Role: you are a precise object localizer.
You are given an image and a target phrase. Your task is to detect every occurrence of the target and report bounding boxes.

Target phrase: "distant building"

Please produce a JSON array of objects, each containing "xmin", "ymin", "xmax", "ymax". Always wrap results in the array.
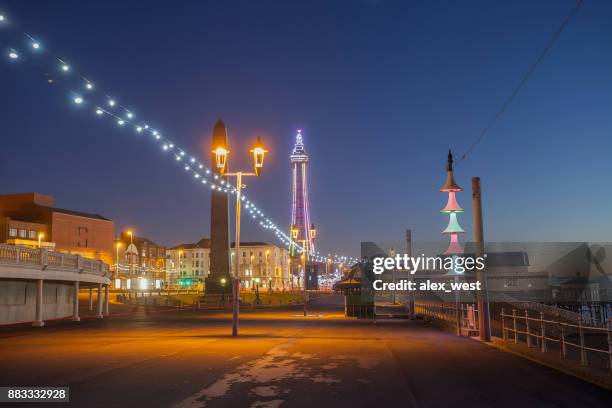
[
  {"xmin": 231, "ymin": 242, "xmax": 292, "ymax": 291},
  {"xmin": 167, "ymin": 239, "xmax": 292, "ymax": 291},
  {"xmin": 167, "ymin": 238, "xmax": 211, "ymax": 289},
  {"xmin": 115, "ymin": 232, "xmax": 167, "ymax": 290},
  {"xmin": 0, "ymin": 193, "xmax": 114, "ymax": 264}
]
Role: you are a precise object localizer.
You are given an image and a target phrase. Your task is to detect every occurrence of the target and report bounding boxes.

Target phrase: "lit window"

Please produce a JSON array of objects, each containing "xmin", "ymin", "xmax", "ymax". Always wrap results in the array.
[
  {"xmin": 9, "ymin": 228, "xmax": 17, "ymax": 237},
  {"xmin": 18, "ymin": 229, "xmax": 26, "ymax": 238},
  {"xmin": 28, "ymin": 230, "xmax": 36, "ymax": 239}
]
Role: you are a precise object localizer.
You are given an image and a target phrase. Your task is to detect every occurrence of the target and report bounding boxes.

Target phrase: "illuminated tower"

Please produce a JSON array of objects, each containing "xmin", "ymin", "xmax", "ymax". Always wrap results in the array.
[
  {"xmin": 289, "ymin": 129, "xmax": 315, "ymax": 257},
  {"xmin": 440, "ymin": 150, "xmax": 464, "ymax": 257}
]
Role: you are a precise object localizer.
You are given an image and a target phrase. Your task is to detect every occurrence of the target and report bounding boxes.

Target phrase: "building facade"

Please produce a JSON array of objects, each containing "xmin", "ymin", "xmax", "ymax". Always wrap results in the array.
[
  {"xmin": 167, "ymin": 238, "xmax": 211, "ymax": 289},
  {"xmin": 114, "ymin": 232, "xmax": 167, "ymax": 290},
  {"xmin": 232, "ymin": 242, "xmax": 292, "ymax": 291},
  {"xmin": 167, "ymin": 239, "xmax": 292, "ymax": 291},
  {"xmin": 0, "ymin": 193, "xmax": 114, "ymax": 264}
]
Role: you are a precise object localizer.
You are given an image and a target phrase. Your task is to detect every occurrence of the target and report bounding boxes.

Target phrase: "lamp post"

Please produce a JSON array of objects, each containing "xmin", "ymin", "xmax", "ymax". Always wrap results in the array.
[
  {"xmin": 177, "ymin": 250, "xmax": 183, "ymax": 289},
  {"xmin": 291, "ymin": 223, "xmax": 316, "ymax": 317},
  {"xmin": 254, "ymin": 277, "xmax": 261, "ymax": 304},
  {"xmin": 37, "ymin": 232, "xmax": 44, "ymax": 249},
  {"xmin": 213, "ymin": 136, "xmax": 268, "ymax": 337},
  {"xmin": 115, "ymin": 241, "xmax": 122, "ymax": 285},
  {"xmin": 220, "ymin": 277, "xmax": 227, "ymax": 303}
]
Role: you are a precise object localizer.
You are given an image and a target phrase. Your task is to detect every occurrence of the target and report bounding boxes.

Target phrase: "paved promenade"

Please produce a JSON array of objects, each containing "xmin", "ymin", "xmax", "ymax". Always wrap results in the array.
[{"xmin": 0, "ymin": 305, "xmax": 610, "ymax": 407}]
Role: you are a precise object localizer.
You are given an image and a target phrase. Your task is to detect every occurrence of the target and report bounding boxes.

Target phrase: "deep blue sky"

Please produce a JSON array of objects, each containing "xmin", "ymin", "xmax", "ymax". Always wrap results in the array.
[{"xmin": 1, "ymin": 0, "xmax": 610, "ymax": 257}]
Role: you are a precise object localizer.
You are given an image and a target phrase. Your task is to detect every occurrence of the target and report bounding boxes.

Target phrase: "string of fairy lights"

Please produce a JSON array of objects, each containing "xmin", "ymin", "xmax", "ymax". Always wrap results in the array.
[{"xmin": 0, "ymin": 11, "xmax": 357, "ymax": 267}]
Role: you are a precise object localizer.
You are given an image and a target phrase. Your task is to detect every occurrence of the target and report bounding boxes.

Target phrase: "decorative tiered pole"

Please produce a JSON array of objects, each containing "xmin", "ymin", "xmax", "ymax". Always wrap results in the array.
[
  {"xmin": 441, "ymin": 150, "xmax": 463, "ymax": 335},
  {"xmin": 441, "ymin": 150, "xmax": 464, "ymax": 258}
]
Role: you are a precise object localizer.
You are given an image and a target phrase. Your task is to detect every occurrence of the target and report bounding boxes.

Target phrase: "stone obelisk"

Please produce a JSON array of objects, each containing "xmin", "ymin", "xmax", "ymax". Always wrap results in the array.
[{"xmin": 205, "ymin": 119, "xmax": 231, "ymax": 295}]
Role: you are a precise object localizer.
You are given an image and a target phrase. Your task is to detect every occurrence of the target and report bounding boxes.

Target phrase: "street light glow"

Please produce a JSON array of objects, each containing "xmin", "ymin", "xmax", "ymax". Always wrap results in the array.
[
  {"xmin": 213, "ymin": 147, "xmax": 229, "ymax": 173},
  {"xmin": 74, "ymin": 96, "xmax": 83, "ymax": 104}
]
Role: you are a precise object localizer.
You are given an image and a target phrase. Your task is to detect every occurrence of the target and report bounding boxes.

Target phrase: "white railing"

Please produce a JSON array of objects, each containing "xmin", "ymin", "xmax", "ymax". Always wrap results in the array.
[
  {"xmin": 0, "ymin": 243, "xmax": 109, "ymax": 277},
  {"xmin": 415, "ymin": 300, "xmax": 479, "ymax": 334},
  {"xmin": 501, "ymin": 308, "xmax": 612, "ymax": 372},
  {"xmin": 497, "ymin": 292, "xmax": 595, "ymax": 326}
]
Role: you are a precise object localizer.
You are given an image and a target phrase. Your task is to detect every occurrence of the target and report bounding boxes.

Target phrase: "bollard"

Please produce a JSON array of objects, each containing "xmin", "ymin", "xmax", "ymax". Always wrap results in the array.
[
  {"xmin": 525, "ymin": 310, "xmax": 531, "ymax": 348},
  {"xmin": 540, "ymin": 312, "xmax": 546, "ymax": 353},
  {"xmin": 513, "ymin": 309, "xmax": 518, "ymax": 344}
]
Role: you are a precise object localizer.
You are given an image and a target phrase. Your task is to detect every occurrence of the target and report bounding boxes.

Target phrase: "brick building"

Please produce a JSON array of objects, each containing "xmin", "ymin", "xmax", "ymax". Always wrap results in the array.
[{"xmin": 0, "ymin": 193, "xmax": 114, "ymax": 264}]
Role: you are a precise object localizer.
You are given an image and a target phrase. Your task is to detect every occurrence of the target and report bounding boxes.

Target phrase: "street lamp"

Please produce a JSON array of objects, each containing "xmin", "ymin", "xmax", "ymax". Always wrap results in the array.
[
  {"xmin": 213, "ymin": 136, "xmax": 268, "ymax": 337},
  {"xmin": 126, "ymin": 230, "xmax": 135, "ymax": 293},
  {"xmin": 301, "ymin": 252, "xmax": 307, "ymax": 316},
  {"xmin": 213, "ymin": 147, "xmax": 229, "ymax": 173},
  {"xmin": 254, "ymin": 277, "xmax": 261, "ymax": 304},
  {"xmin": 291, "ymin": 223, "xmax": 316, "ymax": 317},
  {"xmin": 220, "ymin": 277, "xmax": 227, "ymax": 302},
  {"xmin": 38, "ymin": 232, "xmax": 44, "ymax": 249},
  {"xmin": 115, "ymin": 241, "xmax": 122, "ymax": 284},
  {"xmin": 177, "ymin": 250, "xmax": 183, "ymax": 289}
]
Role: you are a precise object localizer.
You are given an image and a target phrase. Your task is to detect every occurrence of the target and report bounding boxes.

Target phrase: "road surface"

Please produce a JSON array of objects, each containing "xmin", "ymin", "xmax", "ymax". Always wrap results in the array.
[{"xmin": 0, "ymin": 304, "xmax": 610, "ymax": 407}]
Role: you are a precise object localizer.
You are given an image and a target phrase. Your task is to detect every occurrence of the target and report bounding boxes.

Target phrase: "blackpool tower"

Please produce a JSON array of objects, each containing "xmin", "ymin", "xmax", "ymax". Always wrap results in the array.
[{"xmin": 289, "ymin": 130, "xmax": 317, "ymax": 287}]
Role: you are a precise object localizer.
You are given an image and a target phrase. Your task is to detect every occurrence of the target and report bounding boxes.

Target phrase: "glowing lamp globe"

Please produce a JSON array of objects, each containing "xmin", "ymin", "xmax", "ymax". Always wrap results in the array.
[
  {"xmin": 213, "ymin": 146, "xmax": 229, "ymax": 174},
  {"xmin": 309, "ymin": 223, "xmax": 317, "ymax": 240},
  {"xmin": 250, "ymin": 136, "xmax": 267, "ymax": 176}
]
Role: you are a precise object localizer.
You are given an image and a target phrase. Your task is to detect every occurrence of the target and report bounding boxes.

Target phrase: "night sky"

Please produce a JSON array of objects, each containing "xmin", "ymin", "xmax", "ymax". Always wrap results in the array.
[{"xmin": 1, "ymin": 0, "xmax": 610, "ymax": 257}]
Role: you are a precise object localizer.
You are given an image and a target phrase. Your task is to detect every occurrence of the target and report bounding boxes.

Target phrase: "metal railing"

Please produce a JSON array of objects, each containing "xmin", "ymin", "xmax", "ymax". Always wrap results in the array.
[
  {"xmin": 501, "ymin": 308, "xmax": 612, "ymax": 372},
  {"xmin": 0, "ymin": 243, "xmax": 109, "ymax": 277},
  {"xmin": 415, "ymin": 300, "xmax": 479, "ymax": 335},
  {"xmin": 497, "ymin": 292, "xmax": 596, "ymax": 326}
]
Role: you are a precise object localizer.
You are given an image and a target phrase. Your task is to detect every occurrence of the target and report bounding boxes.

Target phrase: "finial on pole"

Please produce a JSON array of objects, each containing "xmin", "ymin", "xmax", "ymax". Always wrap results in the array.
[{"xmin": 441, "ymin": 150, "xmax": 461, "ymax": 192}]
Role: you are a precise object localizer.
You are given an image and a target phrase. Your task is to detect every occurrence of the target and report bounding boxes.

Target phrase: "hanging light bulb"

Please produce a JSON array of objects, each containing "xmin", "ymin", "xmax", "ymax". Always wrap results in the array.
[
  {"xmin": 136, "ymin": 126, "xmax": 143, "ymax": 132},
  {"xmin": 85, "ymin": 82, "xmax": 94, "ymax": 90},
  {"xmin": 95, "ymin": 108, "xmax": 103, "ymax": 115},
  {"xmin": 126, "ymin": 112, "xmax": 133, "ymax": 119},
  {"xmin": 73, "ymin": 96, "xmax": 83, "ymax": 104},
  {"xmin": 32, "ymin": 42, "xmax": 40, "ymax": 50},
  {"xmin": 108, "ymin": 99, "xmax": 115, "ymax": 107},
  {"xmin": 117, "ymin": 119, "xmax": 125, "ymax": 125},
  {"xmin": 8, "ymin": 49, "xmax": 18, "ymax": 59},
  {"xmin": 61, "ymin": 63, "xmax": 70, "ymax": 72},
  {"xmin": 0, "ymin": 14, "xmax": 5, "ymax": 22}
]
